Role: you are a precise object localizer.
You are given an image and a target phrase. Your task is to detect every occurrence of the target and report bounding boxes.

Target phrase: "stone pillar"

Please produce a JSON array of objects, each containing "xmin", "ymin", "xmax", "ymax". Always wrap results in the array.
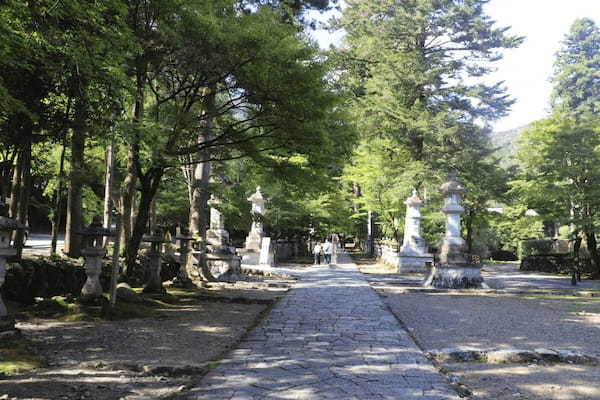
[
  {"xmin": 424, "ymin": 172, "xmax": 484, "ymax": 288},
  {"xmin": 80, "ymin": 216, "xmax": 113, "ymax": 303},
  {"xmin": 142, "ymin": 231, "xmax": 165, "ymax": 293},
  {"xmin": 0, "ymin": 211, "xmax": 20, "ymax": 336},
  {"xmin": 398, "ymin": 190, "xmax": 433, "ymax": 273},
  {"xmin": 332, "ymin": 234, "xmax": 339, "ymax": 264}
]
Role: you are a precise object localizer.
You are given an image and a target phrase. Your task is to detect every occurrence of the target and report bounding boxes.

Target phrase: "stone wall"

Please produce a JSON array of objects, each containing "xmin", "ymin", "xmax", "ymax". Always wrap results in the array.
[
  {"xmin": 2, "ymin": 254, "xmax": 181, "ymax": 304},
  {"xmin": 374, "ymin": 242, "xmax": 401, "ymax": 269}
]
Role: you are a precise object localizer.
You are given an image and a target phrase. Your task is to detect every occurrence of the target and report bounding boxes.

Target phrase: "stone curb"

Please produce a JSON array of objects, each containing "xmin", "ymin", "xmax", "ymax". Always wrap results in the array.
[
  {"xmin": 371, "ymin": 283, "xmax": 600, "ymax": 297},
  {"xmin": 427, "ymin": 348, "xmax": 600, "ymax": 365}
]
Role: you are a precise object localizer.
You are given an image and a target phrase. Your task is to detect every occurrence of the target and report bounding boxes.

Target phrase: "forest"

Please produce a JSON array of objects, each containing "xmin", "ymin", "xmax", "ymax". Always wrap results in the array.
[{"xmin": 1, "ymin": 0, "xmax": 600, "ymax": 280}]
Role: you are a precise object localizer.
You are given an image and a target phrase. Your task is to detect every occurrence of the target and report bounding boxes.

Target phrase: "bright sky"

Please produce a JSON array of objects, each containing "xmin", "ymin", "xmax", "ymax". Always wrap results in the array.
[{"xmin": 309, "ymin": 1, "xmax": 600, "ymax": 132}]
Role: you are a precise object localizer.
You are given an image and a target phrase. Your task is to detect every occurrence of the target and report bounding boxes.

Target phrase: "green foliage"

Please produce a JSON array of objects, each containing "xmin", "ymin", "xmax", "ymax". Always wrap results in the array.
[
  {"xmin": 513, "ymin": 115, "xmax": 600, "ymax": 228},
  {"xmin": 335, "ymin": 0, "xmax": 521, "ymax": 245},
  {"xmin": 487, "ymin": 205, "xmax": 544, "ymax": 250},
  {"xmin": 520, "ymin": 239, "xmax": 572, "ymax": 258},
  {"xmin": 552, "ymin": 18, "xmax": 600, "ymax": 117}
]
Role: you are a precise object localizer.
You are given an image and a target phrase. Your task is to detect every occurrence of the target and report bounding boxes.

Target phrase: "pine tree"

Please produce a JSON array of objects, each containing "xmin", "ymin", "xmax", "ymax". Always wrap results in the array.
[{"xmin": 552, "ymin": 18, "xmax": 600, "ymax": 118}]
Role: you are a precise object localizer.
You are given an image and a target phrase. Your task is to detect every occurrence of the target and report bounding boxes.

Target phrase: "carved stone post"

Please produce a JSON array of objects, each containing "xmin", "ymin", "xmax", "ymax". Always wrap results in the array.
[
  {"xmin": 0, "ymin": 207, "xmax": 20, "ymax": 336},
  {"xmin": 424, "ymin": 172, "xmax": 484, "ymax": 288},
  {"xmin": 142, "ymin": 230, "xmax": 165, "ymax": 293},
  {"xmin": 173, "ymin": 228, "xmax": 195, "ymax": 288}
]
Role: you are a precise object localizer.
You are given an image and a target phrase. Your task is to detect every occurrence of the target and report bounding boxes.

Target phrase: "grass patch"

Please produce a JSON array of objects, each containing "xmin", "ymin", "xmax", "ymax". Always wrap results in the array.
[{"xmin": 0, "ymin": 337, "xmax": 44, "ymax": 375}]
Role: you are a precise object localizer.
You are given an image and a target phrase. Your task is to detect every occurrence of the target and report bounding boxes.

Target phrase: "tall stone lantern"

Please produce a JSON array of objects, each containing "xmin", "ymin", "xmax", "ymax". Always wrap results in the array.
[
  {"xmin": 0, "ymin": 203, "xmax": 21, "ymax": 335},
  {"xmin": 398, "ymin": 190, "xmax": 433, "ymax": 272},
  {"xmin": 424, "ymin": 171, "xmax": 484, "ymax": 288},
  {"xmin": 80, "ymin": 216, "xmax": 114, "ymax": 303},
  {"xmin": 244, "ymin": 186, "xmax": 266, "ymax": 252}
]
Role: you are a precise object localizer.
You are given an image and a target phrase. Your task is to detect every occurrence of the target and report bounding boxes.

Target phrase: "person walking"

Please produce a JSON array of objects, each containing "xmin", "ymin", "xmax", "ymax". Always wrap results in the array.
[
  {"xmin": 323, "ymin": 239, "xmax": 332, "ymax": 264},
  {"xmin": 313, "ymin": 242, "xmax": 322, "ymax": 265}
]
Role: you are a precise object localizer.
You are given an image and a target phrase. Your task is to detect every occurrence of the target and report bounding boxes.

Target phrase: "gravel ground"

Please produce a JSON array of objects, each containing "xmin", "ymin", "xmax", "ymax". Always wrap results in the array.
[
  {"xmin": 446, "ymin": 362, "xmax": 600, "ymax": 400},
  {"xmin": 383, "ymin": 292, "xmax": 600, "ymax": 356},
  {"xmin": 0, "ymin": 281, "xmax": 289, "ymax": 400},
  {"xmin": 361, "ymin": 259, "xmax": 600, "ymax": 400},
  {"xmin": 482, "ymin": 263, "xmax": 600, "ymax": 291}
]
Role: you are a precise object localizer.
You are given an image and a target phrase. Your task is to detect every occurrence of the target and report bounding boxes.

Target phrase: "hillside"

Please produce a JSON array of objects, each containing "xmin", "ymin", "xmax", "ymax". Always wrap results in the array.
[{"xmin": 489, "ymin": 124, "xmax": 531, "ymax": 167}]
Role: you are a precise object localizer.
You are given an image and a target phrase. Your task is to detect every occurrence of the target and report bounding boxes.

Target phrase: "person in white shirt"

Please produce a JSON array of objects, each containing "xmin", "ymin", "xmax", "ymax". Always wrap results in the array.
[
  {"xmin": 313, "ymin": 242, "xmax": 322, "ymax": 264},
  {"xmin": 323, "ymin": 239, "xmax": 332, "ymax": 264}
]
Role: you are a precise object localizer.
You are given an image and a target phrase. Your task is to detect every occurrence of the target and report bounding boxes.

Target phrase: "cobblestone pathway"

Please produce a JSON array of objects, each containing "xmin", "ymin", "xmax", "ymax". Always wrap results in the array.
[{"xmin": 187, "ymin": 253, "xmax": 459, "ymax": 399}]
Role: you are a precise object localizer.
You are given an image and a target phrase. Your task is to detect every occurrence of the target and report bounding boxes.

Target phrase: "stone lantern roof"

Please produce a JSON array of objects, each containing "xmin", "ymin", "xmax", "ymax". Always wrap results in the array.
[
  {"xmin": 0, "ymin": 216, "xmax": 21, "ymax": 231},
  {"xmin": 404, "ymin": 190, "xmax": 423, "ymax": 206},
  {"xmin": 440, "ymin": 171, "xmax": 465, "ymax": 194},
  {"xmin": 247, "ymin": 186, "xmax": 266, "ymax": 203},
  {"xmin": 176, "ymin": 227, "xmax": 195, "ymax": 242}
]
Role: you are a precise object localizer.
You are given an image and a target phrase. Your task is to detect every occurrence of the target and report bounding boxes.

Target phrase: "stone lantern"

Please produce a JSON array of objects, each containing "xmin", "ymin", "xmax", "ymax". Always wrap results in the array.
[
  {"xmin": 399, "ymin": 190, "xmax": 433, "ymax": 272},
  {"xmin": 0, "ymin": 203, "xmax": 21, "ymax": 336},
  {"xmin": 142, "ymin": 229, "xmax": 165, "ymax": 293},
  {"xmin": 172, "ymin": 227, "xmax": 195, "ymax": 288},
  {"xmin": 424, "ymin": 171, "xmax": 484, "ymax": 288},
  {"xmin": 244, "ymin": 186, "xmax": 266, "ymax": 252},
  {"xmin": 80, "ymin": 216, "xmax": 113, "ymax": 303}
]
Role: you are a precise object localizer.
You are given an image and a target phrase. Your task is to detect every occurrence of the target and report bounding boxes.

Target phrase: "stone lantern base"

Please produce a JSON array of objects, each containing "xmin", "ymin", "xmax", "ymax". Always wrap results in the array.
[
  {"xmin": 398, "ymin": 254, "xmax": 433, "ymax": 273},
  {"xmin": 0, "ymin": 316, "xmax": 18, "ymax": 339},
  {"xmin": 423, "ymin": 265, "xmax": 484, "ymax": 289},
  {"xmin": 207, "ymin": 253, "xmax": 241, "ymax": 281}
]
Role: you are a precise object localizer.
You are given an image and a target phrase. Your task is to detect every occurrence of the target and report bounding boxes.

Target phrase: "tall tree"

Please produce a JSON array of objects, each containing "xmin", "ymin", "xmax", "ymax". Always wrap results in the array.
[
  {"xmin": 336, "ymin": 0, "xmax": 522, "ymax": 246},
  {"xmin": 513, "ymin": 116, "xmax": 600, "ymax": 276},
  {"xmin": 551, "ymin": 18, "xmax": 600, "ymax": 117},
  {"xmin": 338, "ymin": 0, "xmax": 523, "ymax": 162}
]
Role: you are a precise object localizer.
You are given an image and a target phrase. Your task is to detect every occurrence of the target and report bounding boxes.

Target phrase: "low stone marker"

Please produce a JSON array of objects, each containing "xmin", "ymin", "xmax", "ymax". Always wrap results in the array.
[
  {"xmin": 142, "ymin": 230, "xmax": 165, "ymax": 293},
  {"xmin": 259, "ymin": 237, "xmax": 275, "ymax": 266},
  {"xmin": 172, "ymin": 228, "xmax": 195, "ymax": 288}
]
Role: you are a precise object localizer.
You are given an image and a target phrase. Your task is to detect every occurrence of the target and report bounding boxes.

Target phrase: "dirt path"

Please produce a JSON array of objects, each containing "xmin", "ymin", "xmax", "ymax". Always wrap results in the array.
[{"xmin": 0, "ymin": 280, "xmax": 290, "ymax": 400}]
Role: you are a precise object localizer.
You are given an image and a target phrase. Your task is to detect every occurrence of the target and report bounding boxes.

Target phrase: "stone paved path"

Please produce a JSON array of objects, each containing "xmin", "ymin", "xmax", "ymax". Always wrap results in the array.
[{"xmin": 187, "ymin": 253, "xmax": 459, "ymax": 399}]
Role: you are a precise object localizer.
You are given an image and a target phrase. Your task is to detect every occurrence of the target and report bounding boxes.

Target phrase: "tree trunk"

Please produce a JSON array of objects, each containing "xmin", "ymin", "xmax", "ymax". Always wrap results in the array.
[
  {"xmin": 465, "ymin": 208, "xmax": 474, "ymax": 254},
  {"xmin": 51, "ymin": 142, "xmax": 67, "ymax": 254},
  {"xmin": 14, "ymin": 140, "xmax": 32, "ymax": 260},
  {"xmin": 8, "ymin": 152, "xmax": 22, "ymax": 220},
  {"xmin": 585, "ymin": 231, "xmax": 600, "ymax": 277},
  {"xmin": 0, "ymin": 152, "xmax": 16, "ymax": 205},
  {"xmin": 149, "ymin": 196, "xmax": 157, "ymax": 234},
  {"xmin": 103, "ymin": 141, "xmax": 116, "ymax": 247},
  {"xmin": 121, "ymin": 145, "xmax": 138, "ymax": 254},
  {"xmin": 64, "ymin": 97, "xmax": 88, "ymax": 258},
  {"xmin": 126, "ymin": 168, "xmax": 163, "ymax": 276},
  {"xmin": 121, "ymin": 65, "xmax": 145, "ymax": 256},
  {"xmin": 188, "ymin": 88, "xmax": 216, "ymax": 281}
]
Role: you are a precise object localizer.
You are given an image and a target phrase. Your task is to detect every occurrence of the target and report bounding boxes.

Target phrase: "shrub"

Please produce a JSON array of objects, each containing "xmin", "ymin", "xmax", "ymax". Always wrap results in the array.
[{"xmin": 519, "ymin": 238, "xmax": 573, "ymax": 259}]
